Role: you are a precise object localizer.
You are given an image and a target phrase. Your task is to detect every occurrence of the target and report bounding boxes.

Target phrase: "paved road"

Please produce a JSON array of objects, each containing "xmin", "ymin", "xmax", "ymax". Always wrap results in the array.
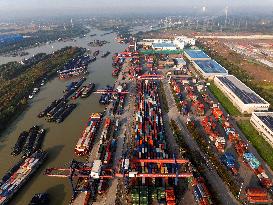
[{"xmin": 162, "ymin": 77, "xmax": 240, "ymax": 205}]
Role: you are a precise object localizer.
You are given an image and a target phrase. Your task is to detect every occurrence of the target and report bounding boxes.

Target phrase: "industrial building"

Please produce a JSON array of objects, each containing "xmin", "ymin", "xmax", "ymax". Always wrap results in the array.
[
  {"xmin": 250, "ymin": 112, "xmax": 273, "ymax": 147},
  {"xmin": 184, "ymin": 49, "xmax": 211, "ymax": 61},
  {"xmin": 192, "ymin": 60, "xmax": 228, "ymax": 79},
  {"xmin": 152, "ymin": 42, "xmax": 177, "ymax": 50},
  {"xmin": 214, "ymin": 75, "xmax": 270, "ymax": 114},
  {"xmin": 139, "ymin": 36, "xmax": 196, "ymax": 50},
  {"xmin": 174, "ymin": 36, "xmax": 196, "ymax": 46}
]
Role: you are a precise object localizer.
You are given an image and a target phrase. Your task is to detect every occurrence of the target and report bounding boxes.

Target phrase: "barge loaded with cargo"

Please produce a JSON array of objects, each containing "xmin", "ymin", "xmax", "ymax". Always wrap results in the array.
[
  {"xmin": 75, "ymin": 113, "xmax": 102, "ymax": 156},
  {"xmin": 58, "ymin": 55, "xmax": 94, "ymax": 80},
  {"xmin": 81, "ymin": 83, "xmax": 95, "ymax": 98},
  {"xmin": 0, "ymin": 151, "xmax": 47, "ymax": 205}
]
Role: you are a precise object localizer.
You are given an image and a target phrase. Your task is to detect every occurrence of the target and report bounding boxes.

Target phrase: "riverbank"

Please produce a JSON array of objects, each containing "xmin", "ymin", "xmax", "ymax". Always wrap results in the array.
[
  {"xmin": 0, "ymin": 29, "xmax": 127, "ymax": 205},
  {"xmin": 0, "ymin": 47, "xmax": 85, "ymax": 134}
]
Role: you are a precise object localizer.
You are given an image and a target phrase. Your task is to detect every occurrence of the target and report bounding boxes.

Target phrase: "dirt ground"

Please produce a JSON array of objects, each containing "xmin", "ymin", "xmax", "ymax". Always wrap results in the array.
[{"xmin": 200, "ymin": 38, "xmax": 273, "ymax": 82}]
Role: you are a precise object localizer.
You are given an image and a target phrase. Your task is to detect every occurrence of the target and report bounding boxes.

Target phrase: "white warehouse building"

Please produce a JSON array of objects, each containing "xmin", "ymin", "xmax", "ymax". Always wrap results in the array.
[
  {"xmin": 174, "ymin": 36, "xmax": 195, "ymax": 46},
  {"xmin": 140, "ymin": 36, "xmax": 196, "ymax": 50},
  {"xmin": 214, "ymin": 75, "xmax": 270, "ymax": 114},
  {"xmin": 250, "ymin": 112, "xmax": 273, "ymax": 147}
]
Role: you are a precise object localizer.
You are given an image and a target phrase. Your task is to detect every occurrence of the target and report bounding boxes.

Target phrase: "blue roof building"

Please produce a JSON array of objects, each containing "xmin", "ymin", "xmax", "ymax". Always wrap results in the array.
[
  {"xmin": 184, "ymin": 49, "xmax": 211, "ymax": 61},
  {"xmin": 192, "ymin": 59, "xmax": 228, "ymax": 79}
]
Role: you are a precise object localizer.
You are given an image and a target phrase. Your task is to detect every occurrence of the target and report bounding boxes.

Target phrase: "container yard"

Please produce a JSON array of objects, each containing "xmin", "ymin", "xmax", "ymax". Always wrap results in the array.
[
  {"xmin": 168, "ymin": 46, "xmax": 273, "ymax": 204},
  {"xmin": 1, "ymin": 24, "xmax": 273, "ymax": 205},
  {"xmin": 128, "ymin": 79, "xmax": 191, "ymax": 205}
]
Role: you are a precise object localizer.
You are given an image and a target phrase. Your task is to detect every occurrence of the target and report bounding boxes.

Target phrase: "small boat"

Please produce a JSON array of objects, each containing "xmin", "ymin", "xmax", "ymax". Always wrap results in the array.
[
  {"xmin": 101, "ymin": 51, "xmax": 111, "ymax": 58},
  {"xmin": 29, "ymin": 193, "xmax": 49, "ymax": 205},
  {"xmin": 93, "ymin": 50, "xmax": 99, "ymax": 57}
]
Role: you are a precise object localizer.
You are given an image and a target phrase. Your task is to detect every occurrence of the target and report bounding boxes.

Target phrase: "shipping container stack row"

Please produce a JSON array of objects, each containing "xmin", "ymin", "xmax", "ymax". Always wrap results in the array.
[
  {"xmin": 192, "ymin": 177, "xmax": 212, "ymax": 205},
  {"xmin": 113, "ymin": 50, "xmax": 141, "ymax": 80},
  {"xmin": 246, "ymin": 188, "xmax": 272, "ymax": 204},
  {"xmin": 201, "ymin": 116, "xmax": 226, "ymax": 153},
  {"xmin": 129, "ymin": 80, "xmax": 177, "ymax": 205},
  {"xmin": 111, "ymin": 93, "xmax": 126, "ymax": 115},
  {"xmin": 170, "ymin": 79, "xmax": 205, "ymax": 116}
]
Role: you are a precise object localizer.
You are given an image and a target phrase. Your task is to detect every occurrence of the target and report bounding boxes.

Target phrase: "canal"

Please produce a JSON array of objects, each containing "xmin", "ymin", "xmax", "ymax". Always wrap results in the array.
[{"xmin": 0, "ymin": 29, "xmax": 127, "ymax": 205}]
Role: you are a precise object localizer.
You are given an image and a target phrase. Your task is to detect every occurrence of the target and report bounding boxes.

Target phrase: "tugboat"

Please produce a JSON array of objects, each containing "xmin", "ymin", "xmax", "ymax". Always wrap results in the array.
[
  {"xmin": 29, "ymin": 193, "xmax": 49, "ymax": 205},
  {"xmin": 81, "ymin": 83, "xmax": 95, "ymax": 98},
  {"xmin": 11, "ymin": 131, "xmax": 29, "ymax": 156}
]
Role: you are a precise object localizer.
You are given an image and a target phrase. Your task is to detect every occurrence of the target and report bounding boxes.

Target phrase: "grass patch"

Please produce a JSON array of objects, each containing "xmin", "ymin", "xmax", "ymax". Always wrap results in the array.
[
  {"xmin": 208, "ymin": 82, "xmax": 241, "ymax": 116},
  {"xmin": 237, "ymin": 120, "xmax": 273, "ymax": 170}
]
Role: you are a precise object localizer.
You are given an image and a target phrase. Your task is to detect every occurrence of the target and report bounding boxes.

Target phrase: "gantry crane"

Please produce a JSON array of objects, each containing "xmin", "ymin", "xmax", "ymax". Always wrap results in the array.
[{"xmin": 44, "ymin": 156, "xmax": 192, "ymax": 200}]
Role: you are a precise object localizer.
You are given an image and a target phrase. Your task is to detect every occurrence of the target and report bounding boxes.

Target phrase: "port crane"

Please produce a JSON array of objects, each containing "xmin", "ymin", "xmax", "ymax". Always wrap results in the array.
[
  {"xmin": 94, "ymin": 90, "xmax": 129, "ymax": 94},
  {"xmin": 44, "ymin": 156, "xmax": 192, "ymax": 200},
  {"xmin": 44, "ymin": 158, "xmax": 192, "ymax": 179},
  {"xmin": 137, "ymin": 74, "xmax": 164, "ymax": 80},
  {"xmin": 116, "ymin": 51, "xmax": 139, "ymax": 58}
]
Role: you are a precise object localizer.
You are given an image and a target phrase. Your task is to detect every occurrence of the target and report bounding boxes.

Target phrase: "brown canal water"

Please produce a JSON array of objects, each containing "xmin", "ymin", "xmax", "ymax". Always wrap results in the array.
[{"xmin": 0, "ymin": 29, "xmax": 127, "ymax": 205}]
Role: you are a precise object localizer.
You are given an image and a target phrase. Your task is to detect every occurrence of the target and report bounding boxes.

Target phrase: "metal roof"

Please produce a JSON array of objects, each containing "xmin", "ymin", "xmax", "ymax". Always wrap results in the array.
[
  {"xmin": 152, "ymin": 42, "xmax": 176, "ymax": 48},
  {"xmin": 194, "ymin": 60, "xmax": 227, "ymax": 74},
  {"xmin": 217, "ymin": 75, "xmax": 267, "ymax": 104},
  {"xmin": 184, "ymin": 49, "xmax": 210, "ymax": 59},
  {"xmin": 254, "ymin": 112, "xmax": 273, "ymax": 133}
]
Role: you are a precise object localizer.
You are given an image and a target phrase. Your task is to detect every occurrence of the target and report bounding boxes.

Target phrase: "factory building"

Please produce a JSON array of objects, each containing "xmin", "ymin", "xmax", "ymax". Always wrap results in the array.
[
  {"xmin": 184, "ymin": 49, "xmax": 211, "ymax": 61},
  {"xmin": 250, "ymin": 112, "xmax": 273, "ymax": 147},
  {"xmin": 140, "ymin": 36, "xmax": 196, "ymax": 50},
  {"xmin": 152, "ymin": 42, "xmax": 177, "ymax": 50},
  {"xmin": 174, "ymin": 36, "xmax": 196, "ymax": 46},
  {"xmin": 214, "ymin": 75, "xmax": 270, "ymax": 114},
  {"xmin": 192, "ymin": 60, "xmax": 228, "ymax": 79}
]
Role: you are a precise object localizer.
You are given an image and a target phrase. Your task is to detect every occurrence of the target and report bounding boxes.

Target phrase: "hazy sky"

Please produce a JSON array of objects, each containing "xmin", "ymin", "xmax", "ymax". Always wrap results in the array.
[{"xmin": 0, "ymin": 0, "xmax": 272, "ymax": 17}]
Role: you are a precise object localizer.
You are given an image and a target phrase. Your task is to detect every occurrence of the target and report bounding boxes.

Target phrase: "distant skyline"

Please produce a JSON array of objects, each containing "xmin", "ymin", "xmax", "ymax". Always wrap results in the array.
[{"xmin": 0, "ymin": 0, "xmax": 272, "ymax": 18}]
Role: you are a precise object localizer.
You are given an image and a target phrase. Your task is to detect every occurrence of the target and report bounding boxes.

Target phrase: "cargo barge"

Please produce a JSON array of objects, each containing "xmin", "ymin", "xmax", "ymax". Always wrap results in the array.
[
  {"xmin": 81, "ymin": 83, "xmax": 95, "ymax": 98},
  {"xmin": 0, "ymin": 150, "xmax": 47, "ymax": 205},
  {"xmin": 11, "ymin": 131, "xmax": 29, "ymax": 156},
  {"xmin": 88, "ymin": 40, "xmax": 109, "ymax": 47},
  {"xmin": 75, "ymin": 113, "xmax": 102, "ymax": 156},
  {"xmin": 29, "ymin": 193, "xmax": 49, "ymax": 205},
  {"xmin": 22, "ymin": 126, "xmax": 40, "ymax": 158},
  {"xmin": 58, "ymin": 55, "xmax": 93, "ymax": 80},
  {"xmin": 38, "ymin": 78, "xmax": 85, "ymax": 122}
]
